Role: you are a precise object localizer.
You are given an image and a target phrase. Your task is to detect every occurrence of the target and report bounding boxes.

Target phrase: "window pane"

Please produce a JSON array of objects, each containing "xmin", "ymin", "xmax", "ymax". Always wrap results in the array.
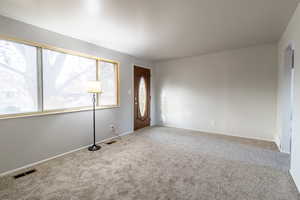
[
  {"xmin": 99, "ymin": 61, "xmax": 117, "ymax": 106},
  {"xmin": 0, "ymin": 40, "xmax": 38, "ymax": 115},
  {"xmin": 138, "ymin": 77, "xmax": 147, "ymax": 117},
  {"xmin": 43, "ymin": 49, "xmax": 96, "ymax": 110}
]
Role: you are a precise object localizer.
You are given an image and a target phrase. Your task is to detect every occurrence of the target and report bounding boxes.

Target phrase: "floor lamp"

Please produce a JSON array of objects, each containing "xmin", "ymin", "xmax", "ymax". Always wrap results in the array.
[{"xmin": 87, "ymin": 81, "xmax": 102, "ymax": 151}]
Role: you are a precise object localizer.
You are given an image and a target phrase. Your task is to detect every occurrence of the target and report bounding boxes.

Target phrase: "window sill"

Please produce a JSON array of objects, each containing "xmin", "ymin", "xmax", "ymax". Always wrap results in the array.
[{"xmin": 0, "ymin": 105, "xmax": 120, "ymax": 120}]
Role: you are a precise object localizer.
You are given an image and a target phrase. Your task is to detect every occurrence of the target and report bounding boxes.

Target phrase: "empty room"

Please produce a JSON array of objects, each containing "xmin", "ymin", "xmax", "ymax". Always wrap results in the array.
[{"xmin": 1, "ymin": 0, "xmax": 300, "ymax": 199}]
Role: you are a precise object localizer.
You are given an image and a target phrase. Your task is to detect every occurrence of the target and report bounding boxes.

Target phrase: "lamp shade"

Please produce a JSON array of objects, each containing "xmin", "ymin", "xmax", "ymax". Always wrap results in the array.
[{"xmin": 87, "ymin": 81, "xmax": 102, "ymax": 93}]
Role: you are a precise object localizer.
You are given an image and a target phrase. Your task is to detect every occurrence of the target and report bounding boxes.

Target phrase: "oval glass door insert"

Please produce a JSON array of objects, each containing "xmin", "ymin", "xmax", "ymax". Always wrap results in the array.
[{"xmin": 138, "ymin": 77, "xmax": 147, "ymax": 117}]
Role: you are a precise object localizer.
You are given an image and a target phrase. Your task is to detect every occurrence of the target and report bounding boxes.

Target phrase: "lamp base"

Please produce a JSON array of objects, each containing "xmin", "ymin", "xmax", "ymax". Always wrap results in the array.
[{"xmin": 88, "ymin": 144, "xmax": 101, "ymax": 151}]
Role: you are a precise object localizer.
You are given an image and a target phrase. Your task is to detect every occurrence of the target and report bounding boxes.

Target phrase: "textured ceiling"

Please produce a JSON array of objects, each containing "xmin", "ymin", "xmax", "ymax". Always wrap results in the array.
[{"xmin": 0, "ymin": 0, "xmax": 298, "ymax": 61}]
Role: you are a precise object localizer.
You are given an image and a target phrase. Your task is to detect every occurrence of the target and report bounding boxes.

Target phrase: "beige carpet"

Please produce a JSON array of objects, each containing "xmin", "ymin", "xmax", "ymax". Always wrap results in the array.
[{"xmin": 0, "ymin": 126, "xmax": 299, "ymax": 200}]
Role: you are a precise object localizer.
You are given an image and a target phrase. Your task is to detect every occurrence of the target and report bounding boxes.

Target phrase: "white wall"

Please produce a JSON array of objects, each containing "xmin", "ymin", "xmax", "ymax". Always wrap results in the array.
[
  {"xmin": 0, "ymin": 15, "xmax": 156, "ymax": 174},
  {"xmin": 155, "ymin": 44, "xmax": 278, "ymax": 141},
  {"xmin": 278, "ymin": 2, "xmax": 300, "ymax": 191}
]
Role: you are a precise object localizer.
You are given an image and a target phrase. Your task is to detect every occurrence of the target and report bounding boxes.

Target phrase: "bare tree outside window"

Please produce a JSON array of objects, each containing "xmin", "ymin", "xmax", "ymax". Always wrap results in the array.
[
  {"xmin": 0, "ymin": 40, "xmax": 38, "ymax": 115},
  {"xmin": 43, "ymin": 49, "xmax": 96, "ymax": 110}
]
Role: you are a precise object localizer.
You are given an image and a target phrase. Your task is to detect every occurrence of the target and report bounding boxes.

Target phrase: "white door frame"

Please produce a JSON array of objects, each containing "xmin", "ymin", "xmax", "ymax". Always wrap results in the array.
[{"xmin": 280, "ymin": 44, "xmax": 294, "ymax": 154}]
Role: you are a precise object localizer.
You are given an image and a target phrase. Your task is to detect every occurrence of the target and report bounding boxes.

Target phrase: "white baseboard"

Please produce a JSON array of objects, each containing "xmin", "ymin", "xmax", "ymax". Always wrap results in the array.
[
  {"xmin": 0, "ymin": 130, "xmax": 133, "ymax": 177},
  {"xmin": 119, "ymin": 130, "xmax": 132, "ymax": 136},
  {"xmin": 278, "ymin": 148, "xmax": 291, "ymax": 154},
  {"xmin": 274, "ymin": 135, "xmax": 281, "ymax": 151},
  {"xmin": 290, "ymin": 169, "xmax": 300, "ymax": 193},
  {"xmin": 162, "ymin": 124, "xmax": 275, "ymax": 143},
  {"xmin": 273, "ymin": 134, "xmax": 291, "ymax": 154}
]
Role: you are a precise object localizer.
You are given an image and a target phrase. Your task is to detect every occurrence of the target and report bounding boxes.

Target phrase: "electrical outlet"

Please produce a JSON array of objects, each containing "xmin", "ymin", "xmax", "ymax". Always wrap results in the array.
[
  {"xmin": 210, "ymin": 120, "xmax": 216, "ymax": 127},
  {"xmin": 110, "ymin": 124, "xmax": 116, "ymax": 135}
]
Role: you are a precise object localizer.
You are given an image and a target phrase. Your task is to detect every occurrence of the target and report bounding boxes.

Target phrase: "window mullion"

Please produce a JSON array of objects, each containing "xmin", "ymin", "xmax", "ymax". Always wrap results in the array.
[
  {"xmin": 37, "ymin": 47, "xmax": 44, "ymax": 112},
  {"xmin": 96, "ymin": 60, "xmax": 100, "ymax": 107},
  {"xmin": 115, "ymin": 63, "xmax": 119, "ymax": 105}
]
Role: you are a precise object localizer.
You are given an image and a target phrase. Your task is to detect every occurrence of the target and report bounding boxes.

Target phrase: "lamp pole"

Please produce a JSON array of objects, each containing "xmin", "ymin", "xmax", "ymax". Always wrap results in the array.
[{"xmin": 88, "ymin": 93, "xmax": 101, "ymax": 151}]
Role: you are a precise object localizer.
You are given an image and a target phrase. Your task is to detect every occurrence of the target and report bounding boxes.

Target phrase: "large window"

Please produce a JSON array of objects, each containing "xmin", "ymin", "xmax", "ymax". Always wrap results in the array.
[
  {"xmin": 0, "ymin": 37, "xmax": 120, "ymax": 119},
  {"xmin": 0, "ymin": 40, "xmax": 38, "ymax": 115},
  {"xmin": 43, "ymin": 50, "xmax": 96, "ymax": 110}
]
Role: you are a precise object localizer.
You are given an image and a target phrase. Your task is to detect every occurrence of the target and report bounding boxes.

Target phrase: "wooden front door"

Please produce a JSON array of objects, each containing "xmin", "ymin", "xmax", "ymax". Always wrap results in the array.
[{"xmin": 134, "ymin": 66, "xmax": 151, "ymax": 130}]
